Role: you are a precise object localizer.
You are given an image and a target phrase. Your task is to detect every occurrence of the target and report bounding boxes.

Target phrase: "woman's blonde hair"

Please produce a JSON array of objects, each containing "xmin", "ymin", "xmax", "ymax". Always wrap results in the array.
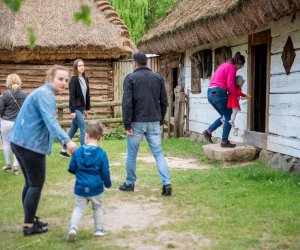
[{"xmin": 6, "ymin": 73, "xmax": 22, "ymax": 91}]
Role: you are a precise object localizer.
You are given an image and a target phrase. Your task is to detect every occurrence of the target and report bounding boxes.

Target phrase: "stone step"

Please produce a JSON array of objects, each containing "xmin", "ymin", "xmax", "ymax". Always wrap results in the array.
[{"xmin": 203, "ymin": 143, "xmax": 258, "ymax": 162}]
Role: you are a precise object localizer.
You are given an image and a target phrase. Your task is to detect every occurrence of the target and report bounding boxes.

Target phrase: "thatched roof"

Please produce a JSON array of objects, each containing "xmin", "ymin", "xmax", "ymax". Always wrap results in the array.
[
  {"xmin": 138, "ymin": 0, "xmax": 300, "ymax": 54},
  {"xmin": 0, "ymin": 0, "xmax": 136, "ymax": 62}
]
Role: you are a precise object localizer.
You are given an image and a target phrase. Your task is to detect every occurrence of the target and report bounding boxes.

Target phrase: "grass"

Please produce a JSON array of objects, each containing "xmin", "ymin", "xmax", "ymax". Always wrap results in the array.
[{"xmin": 0, "ymin": 139, "xmax": 300, "ymax": 249}]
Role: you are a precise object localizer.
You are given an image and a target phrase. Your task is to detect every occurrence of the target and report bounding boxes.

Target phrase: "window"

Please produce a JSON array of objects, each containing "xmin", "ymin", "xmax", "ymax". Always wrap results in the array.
[
  {"xmin": 214, "ymin": 47, "xmax": 232, "ymax": 70},
  {"xmin": 190, "ymin": 49, "xmax": 212, "ymax": 93}
]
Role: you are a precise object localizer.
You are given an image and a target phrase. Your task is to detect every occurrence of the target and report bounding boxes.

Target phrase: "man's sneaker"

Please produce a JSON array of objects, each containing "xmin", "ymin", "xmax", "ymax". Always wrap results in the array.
[
  {"xmin": 94, "ymin": 228, "xmax": 107, "ymax": 237},
  {"xmin": 221, "ymin": 141, "xmax": 236, "ymax": 148},
  {"xmin": 67, "ymin": 229, "xmax": 77, "ymax": 241},
  {"xmin": 119, "ymin": 182, "xmax": 134, "ymax": 192},
  {"xmin": 23, "ymin": 223, "xmax": 48, "ymax": 236},
  {"xmin": 59, "ymin": 151, "xmax": 70, "ymax": 158},
  {"xmin": 162, "ymin": 184, "xmax": 172, "ymax": 196},
  {"xmin": 203, "ymin": 130, "xmax": 213, "ymax": 143},
  {"xmin": 34, "ymin": 216, "xmax": 48, "ymax": 227},
  {"xmin": 119, "ymin": 182, "xmax": 135, "ymax": 192}
]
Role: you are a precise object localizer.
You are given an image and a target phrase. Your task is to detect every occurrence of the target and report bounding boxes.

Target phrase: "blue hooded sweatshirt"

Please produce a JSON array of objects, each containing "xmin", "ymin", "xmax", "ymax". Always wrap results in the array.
[{"xmin": 68, "ymin": 145, "xmax": 111, "ymax": 196}]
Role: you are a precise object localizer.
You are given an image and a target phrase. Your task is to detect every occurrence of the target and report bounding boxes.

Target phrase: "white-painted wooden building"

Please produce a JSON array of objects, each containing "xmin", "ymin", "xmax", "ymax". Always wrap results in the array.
[{"xmin": 138, "ymin": 0, "xmax": 300, "ymax": 158}]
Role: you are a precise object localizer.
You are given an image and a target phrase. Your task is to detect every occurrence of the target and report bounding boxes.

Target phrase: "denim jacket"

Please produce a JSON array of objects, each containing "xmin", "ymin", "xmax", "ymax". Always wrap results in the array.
[{"xmin": 9, "ymin": 83, "xmax": 70, "ymax": 155}]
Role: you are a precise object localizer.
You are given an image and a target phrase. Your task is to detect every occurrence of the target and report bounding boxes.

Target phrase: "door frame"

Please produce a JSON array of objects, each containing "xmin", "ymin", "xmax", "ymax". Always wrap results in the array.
[{"xmin": 245, "ymin": 29, "xmax": 271, "ymax": 147}]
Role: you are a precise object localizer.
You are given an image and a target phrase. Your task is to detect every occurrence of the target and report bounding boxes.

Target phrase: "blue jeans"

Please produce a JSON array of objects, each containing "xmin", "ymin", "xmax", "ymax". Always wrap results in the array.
[
  {"xmin": 207, "ymin": 87, "xmax": 232, "ymax": 142},
  {"xmin": 68, "ymin": 110, "xmax": 86, "ymax": 145},
  {"xmin": 125, "ymin": 122, "xmax": 171, "ymax": 185}
]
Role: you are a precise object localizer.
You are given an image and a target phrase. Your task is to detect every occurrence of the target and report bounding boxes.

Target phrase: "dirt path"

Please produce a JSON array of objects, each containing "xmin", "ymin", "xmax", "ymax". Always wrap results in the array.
[
  {"xmin": 78, "ymin": 189, "xmax": 212, "ymax": 250},
  {"xmin": 45, "ymin": 154, "xmax": 217, "ymax": 249},
  {"xmin": 96, "ymin": 155, "xmax": 212, "ymax": 249}
]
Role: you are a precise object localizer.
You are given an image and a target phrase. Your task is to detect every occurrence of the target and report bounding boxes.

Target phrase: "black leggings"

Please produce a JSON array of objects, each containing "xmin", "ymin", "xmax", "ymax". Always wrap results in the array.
[{"xmin": 11, "ymin": 143, "xmax": 46, "ymax": 224}]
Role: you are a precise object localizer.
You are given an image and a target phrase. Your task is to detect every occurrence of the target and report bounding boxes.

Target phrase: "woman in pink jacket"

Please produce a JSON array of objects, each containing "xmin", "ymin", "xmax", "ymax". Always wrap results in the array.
[{"xmin": 203, "ymin": 52, "xmax": 245, "ymax": 148}]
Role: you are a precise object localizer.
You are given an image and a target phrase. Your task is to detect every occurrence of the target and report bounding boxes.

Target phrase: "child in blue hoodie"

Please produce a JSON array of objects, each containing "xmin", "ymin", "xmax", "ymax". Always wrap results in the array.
[{"xmin": 67, "ymin": 121, "xmax": 111, "ymax": 241}]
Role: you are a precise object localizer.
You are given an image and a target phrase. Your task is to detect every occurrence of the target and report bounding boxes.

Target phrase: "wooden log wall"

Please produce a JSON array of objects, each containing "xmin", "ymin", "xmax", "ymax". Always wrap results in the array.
[
  {"xmin": 0, "ymin": 60, "xmax": 115, "ymax": 123},
  {"xmin": 267, "ymin": 11, "xmax": 300, "ymax": 157}
]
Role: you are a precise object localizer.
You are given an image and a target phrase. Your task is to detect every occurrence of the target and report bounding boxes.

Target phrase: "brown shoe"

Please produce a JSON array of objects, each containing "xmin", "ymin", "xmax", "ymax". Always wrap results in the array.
[
  {"xmin": 203, "ymin": 130, "xmax": 213, "ymax": 143},
  {"xmin": 221, "ymin": 141, "xmax": 236, "ymax": 148}
]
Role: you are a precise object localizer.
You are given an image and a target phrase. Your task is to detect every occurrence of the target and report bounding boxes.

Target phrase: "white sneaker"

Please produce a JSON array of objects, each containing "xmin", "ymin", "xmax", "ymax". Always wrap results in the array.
[
  {"xmin": 67, "ymin": 229, "xmax": 77, "ymax": 241},
  {"xmin": 94, "ymin": 228, "xmax": 107, "ymax": 237},
  {"xmin": 233, "ymin": 128, "xmax": 239, "ymax": 136},
  {"xmin": 228, "ymin": 120, "xmax": 235, "ymax": 127}
]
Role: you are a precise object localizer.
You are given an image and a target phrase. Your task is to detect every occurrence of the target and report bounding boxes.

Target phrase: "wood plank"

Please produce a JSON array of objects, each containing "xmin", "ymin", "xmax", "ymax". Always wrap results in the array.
[
  {"xmin": 269, "ymin": 115, "xmax": 300, "ymax": 139},
  {"xmin": 269, "ymin": 93, "xmax": 300, "ymax": 116},
  {"xmin": 270, "ymin": 51, "xmax": 300, "ymax": 75},
  {"xmin": 272, "ymin": 31, "xmax": 300, "ymax": 54},
  {"xmin": 59, "ymin": 117, "xmax": 123, "ymax": 127},
  {"xmin": 270, "ymin": 72, "xmax": 300, "ymax": 93},
  {"xmin": 244, "ymin": 131, "xmax": 267, "ymax": 148},
  {"xmin": 271, "ymin": 12, "xmax": 300, "ymax": 38},
  {"xmin": 267, "ymin": 134, "xmax": 300, "ymax": 158}
]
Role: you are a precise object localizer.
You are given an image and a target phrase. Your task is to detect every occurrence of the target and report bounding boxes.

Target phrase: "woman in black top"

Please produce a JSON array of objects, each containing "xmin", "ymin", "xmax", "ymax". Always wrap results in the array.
[
  {"xmin": 60, "ymin": 59, "xmax": 90, "ymax": 158},
  {"xmin": 0, "ymin": 74, "xmax": 27, "ymax": 175}
]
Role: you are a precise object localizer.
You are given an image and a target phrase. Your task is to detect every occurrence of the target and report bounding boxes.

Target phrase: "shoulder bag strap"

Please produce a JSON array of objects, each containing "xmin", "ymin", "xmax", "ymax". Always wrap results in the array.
[{"xmin": 7, "ymin": 90, "xmax": 20, "ymax": 109}]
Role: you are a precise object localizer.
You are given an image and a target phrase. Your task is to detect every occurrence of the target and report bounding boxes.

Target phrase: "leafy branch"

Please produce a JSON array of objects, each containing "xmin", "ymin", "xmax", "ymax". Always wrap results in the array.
[
  {"xmin": 73, "ymin": 4, "xmax": 92, "ymax": 27},
  {"xmin": 2, "ymin": 0, "xmax": 24, "ymax": 12}
]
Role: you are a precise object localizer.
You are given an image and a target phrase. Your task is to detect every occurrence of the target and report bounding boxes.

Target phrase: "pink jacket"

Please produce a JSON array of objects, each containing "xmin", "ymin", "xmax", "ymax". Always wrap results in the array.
[{"xmin": 209, "ymin": 62, "xmax": 238, "ymax": 98}]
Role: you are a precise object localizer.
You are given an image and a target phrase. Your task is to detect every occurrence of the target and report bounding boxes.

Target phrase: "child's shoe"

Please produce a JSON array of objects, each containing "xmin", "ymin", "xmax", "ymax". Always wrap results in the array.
[
  {"xmin": 94, "ymin": 228, "xmax": 107, "ymax": 237},
  {"xmin": 3, "ymin": 165, "xmax": 12, "ymax": 172},
  {"xmin": 228, "ymin": 120, "xmax": 235, "ymax": 127},
  {"xmin": 233, "ymin": 128, "xmax": 239, "ymax": 136},
  {"xmin": 14, "ymin": 167, "xmax": 19, "ymax": 176},
  {"xmin": 67, "ymin": 228, "xmax": 77, "ymax": 241}
]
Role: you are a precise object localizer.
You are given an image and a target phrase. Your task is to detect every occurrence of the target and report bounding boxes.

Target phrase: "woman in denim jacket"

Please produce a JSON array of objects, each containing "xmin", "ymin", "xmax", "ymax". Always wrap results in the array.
[
  {"xmin": 10, "ymin": 65, "xmax": 77, "ymax": 236},
  {"xmin": 60, "ymin": 59, "xmax": 90, "ymax": 158}
]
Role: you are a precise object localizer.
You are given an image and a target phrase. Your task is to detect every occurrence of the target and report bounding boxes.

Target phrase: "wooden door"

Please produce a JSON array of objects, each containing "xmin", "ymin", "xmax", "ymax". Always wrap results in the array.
[{"xmin": 248, "ymin": 30, "xmax": 271, "ymax": 134}]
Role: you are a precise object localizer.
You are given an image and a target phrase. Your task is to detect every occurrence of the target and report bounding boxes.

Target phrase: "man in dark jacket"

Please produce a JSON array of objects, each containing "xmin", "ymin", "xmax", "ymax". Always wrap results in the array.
[{"xmin": 119, "ymin": 52, "xmax": 172, "ymax": 196}]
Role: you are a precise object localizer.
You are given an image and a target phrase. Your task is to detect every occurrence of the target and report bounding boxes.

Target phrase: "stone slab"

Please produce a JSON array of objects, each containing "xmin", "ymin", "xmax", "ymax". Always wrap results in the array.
[{"xmin": 203, "ymin": 143, "xmax": 258, "ymax": 162}]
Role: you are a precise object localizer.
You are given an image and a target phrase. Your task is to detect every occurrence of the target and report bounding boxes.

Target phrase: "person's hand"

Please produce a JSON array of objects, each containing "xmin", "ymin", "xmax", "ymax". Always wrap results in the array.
[
  {"xmin": 70, "ymin": 112, "xmax": 76, "ymax": 119},
  {"xmin": 83, "ymin": 110, "xmax": 88, "ymax": 118},
  {"xmin": 126, "ymin": 129, "xmax": 133, "ymax": 136},
  {"xmin": 66, "ymin": 141, "xmax": 77, "ymax": 154}
]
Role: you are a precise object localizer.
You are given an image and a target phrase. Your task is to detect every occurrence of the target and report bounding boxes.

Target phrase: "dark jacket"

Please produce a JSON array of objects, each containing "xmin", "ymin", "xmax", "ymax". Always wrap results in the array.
[
  {"xmin": 122, "ymin": 67, "xmax": 168, "ymax": 130},
  {"xmin": 0, "ymin": 89, "xmax": 27, "ymax": 121},
  {"xmin": 68, "ymin": 145, "xmax": 111, "ymax": 197},
  {"xmin": 69, "ymin": 75, "xmax": 90, "ymax": 113}
]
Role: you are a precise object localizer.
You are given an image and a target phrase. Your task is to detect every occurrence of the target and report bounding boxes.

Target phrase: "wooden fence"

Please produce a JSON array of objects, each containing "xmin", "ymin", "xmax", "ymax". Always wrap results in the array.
[{"xmin": 57, "ymin": 101, "xmax": 122, "ymax": 128}]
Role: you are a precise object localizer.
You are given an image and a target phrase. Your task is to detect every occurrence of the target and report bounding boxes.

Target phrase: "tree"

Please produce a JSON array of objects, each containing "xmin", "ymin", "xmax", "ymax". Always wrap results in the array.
[{"xmin": 109, "ymin": 0, "xmax": 176, "ymax": 44}]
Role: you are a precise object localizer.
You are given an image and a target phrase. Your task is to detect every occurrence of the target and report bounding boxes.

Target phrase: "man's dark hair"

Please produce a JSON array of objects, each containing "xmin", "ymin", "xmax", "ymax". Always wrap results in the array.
[{"xmin": 132, "ymin": 52, "xmax": 147, "ymax": 66}]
